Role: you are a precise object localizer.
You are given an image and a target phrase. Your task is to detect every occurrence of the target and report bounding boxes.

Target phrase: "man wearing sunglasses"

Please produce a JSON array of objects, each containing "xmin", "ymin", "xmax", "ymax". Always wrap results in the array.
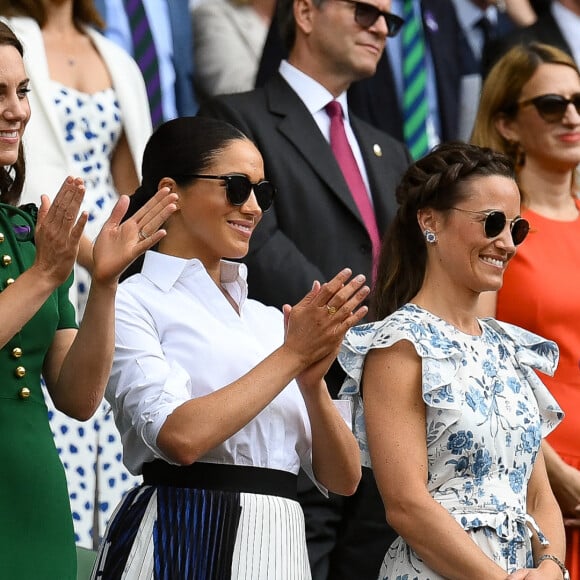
[
  {"xmin": 199, "ymin": 1, "xmax": 410, "ymax": 579},
  {"xmin": 256, "ymin": 0, "xmax": 466, "ymax": 147}
]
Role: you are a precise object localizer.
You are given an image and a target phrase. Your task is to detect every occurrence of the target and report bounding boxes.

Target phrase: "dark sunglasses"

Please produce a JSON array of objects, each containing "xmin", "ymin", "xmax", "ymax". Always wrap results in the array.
[
  {"xmin": 336, "ymin": 0, "xmax": 404, "ymax": 37},
  {"xmin": 518, "ymin": 93, "xmax": 580, "ymax": 123},
  {"xmin": 450, "ymin": 207, "xmax": 530, "ymax": 246},
  {"xmin": 187, "ymin": 174, "xmax": 275, "ymax": 212}
]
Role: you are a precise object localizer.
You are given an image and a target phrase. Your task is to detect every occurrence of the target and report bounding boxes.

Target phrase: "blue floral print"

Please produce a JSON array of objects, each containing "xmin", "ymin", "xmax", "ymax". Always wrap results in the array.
[{"xmin": 339, "ymin": 304, "xmax": 563, "ymax": 578}]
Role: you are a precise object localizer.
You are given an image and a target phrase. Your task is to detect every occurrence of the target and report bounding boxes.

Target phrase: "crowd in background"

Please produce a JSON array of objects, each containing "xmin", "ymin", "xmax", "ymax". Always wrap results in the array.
[{"xmin": 0, "ymin": 0, "xmax": 579, "ymax": 578}]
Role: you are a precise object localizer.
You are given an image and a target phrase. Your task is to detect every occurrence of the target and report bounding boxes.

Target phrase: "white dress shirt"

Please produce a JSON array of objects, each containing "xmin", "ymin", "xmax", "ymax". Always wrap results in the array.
[{"xmin": 108, "ymin": 252, "xmax": 316, "ymax": 482}]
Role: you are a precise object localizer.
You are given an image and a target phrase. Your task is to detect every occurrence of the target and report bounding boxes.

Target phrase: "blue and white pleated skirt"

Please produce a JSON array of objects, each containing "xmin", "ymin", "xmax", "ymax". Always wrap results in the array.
[{"xmin": 90, "ymin": 484, "xmax": 311, "ymax": 580}]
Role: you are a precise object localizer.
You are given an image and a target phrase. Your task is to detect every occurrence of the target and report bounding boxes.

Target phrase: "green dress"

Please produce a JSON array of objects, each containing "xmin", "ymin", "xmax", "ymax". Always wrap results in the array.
[{"xmin": 0, "ymin": 203, "xmax": 78, "ymax": 579}]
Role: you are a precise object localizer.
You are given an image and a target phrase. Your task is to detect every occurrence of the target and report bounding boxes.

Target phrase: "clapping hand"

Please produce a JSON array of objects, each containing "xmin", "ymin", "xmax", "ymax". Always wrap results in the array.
[
  {"xmin": 33, "ymin": 176, "xmax": 88, "ymax": 287},
  {"xmin": 283, "ymin": 268, "xmax": 370, "ymax": 389}
]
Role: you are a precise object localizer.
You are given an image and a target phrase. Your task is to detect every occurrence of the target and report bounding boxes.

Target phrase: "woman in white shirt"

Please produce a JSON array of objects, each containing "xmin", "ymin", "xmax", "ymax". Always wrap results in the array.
[{"xmin": 91, "ymin": 116, "xmax": 365, "ymax": 579}]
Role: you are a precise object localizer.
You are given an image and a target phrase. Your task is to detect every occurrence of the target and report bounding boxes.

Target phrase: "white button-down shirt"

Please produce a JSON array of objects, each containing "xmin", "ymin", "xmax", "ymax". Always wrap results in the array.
[{"xmin": 108, "ymin": 251, "xmax": 314, "ymax": 478}]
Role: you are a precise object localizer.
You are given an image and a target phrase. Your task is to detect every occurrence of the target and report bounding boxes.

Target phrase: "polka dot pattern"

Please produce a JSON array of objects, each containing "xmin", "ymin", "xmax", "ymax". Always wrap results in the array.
[{"xmin": 46, "ymin": 83, "xmax": 142, "ymax": 549}]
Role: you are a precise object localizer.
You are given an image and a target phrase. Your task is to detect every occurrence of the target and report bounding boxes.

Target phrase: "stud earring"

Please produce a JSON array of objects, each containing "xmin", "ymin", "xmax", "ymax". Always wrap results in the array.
[{"xmin": 424, "ymin": 229, "xmax": 437, "ymax": 244}]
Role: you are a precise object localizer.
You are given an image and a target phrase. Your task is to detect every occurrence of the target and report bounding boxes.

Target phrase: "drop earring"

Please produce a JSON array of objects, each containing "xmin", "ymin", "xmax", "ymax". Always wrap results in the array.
[{"xmin": 424, "ymin": 229, "xmax": 437, "ymax": 244}]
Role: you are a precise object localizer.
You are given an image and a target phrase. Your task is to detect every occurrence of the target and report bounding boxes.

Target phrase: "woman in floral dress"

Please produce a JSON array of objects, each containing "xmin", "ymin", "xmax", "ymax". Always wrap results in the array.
[{"xmin": 339, "ymin": 143, "xmax": 568, "ymax": 579}]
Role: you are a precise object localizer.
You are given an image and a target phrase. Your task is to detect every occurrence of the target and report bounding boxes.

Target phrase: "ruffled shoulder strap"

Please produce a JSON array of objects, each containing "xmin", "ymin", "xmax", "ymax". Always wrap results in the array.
[
  {"xmin": 481, "ymin": 318, "xmax": 563, "ymax": 436},
  {"xmin": 339, "ymin": 304, "xmax": 465, "ymax": 467},
  {"xmin": 482, "ymin": 318, "xmax": 558, "ymax": 375}
]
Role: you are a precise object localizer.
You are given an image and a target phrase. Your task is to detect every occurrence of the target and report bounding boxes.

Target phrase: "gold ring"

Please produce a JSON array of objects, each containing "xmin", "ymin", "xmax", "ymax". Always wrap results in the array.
[
  {"xmin": 326, "ymin": 305, "xmax": 337, "ymax": 316},
  {"xmin": 138, "ymin": 229, "xmax": 150, "ymax": 241}
]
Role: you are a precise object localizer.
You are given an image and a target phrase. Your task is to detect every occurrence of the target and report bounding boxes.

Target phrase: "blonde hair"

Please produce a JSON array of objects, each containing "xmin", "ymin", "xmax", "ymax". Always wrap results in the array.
[{"xmin": 471, "ymin": 43, "xmax": 579, "ymax": 166}]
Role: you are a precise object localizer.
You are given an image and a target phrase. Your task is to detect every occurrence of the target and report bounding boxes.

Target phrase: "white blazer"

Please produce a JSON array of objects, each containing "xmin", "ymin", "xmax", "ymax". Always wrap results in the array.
[
  {"xmin": 192, "ymin": 0, "xmax": 268, "ymax": 100},
  {"xmin": 3, "ymin": 17, "xmax": 152, "ymax": 206}
]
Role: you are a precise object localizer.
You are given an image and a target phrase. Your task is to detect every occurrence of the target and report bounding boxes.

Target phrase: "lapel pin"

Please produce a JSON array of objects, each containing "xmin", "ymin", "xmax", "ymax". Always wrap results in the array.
[
  {"xmin": 373, "ymin": 144, "xmax": 383, "ymax": 157},
  {"xmin": 425, "ymin": 10, "xmax": 438, "ymax": 33}
]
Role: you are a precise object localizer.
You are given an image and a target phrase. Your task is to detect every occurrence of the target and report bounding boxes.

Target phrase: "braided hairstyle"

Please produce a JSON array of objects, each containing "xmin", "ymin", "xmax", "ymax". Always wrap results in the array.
[{"xmin": 372, "ymin": 142, "xmax": 515, "ymax": 320}]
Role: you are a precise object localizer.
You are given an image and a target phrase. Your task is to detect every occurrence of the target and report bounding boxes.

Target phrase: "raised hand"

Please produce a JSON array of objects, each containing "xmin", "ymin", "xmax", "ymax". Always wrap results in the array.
[
  {"xmin": 33, "ymin": 176, "xmax": 87, "ymax": 286},
  {"xmin": 91, "ymin": 186, "xmax": 178, "ymax": 285}
]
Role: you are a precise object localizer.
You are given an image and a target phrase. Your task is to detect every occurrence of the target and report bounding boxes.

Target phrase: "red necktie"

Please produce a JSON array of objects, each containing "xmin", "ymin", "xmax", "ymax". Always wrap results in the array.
[{"xmin": 326, "ymin": 100, "xmax": 381, "ymax": 269}]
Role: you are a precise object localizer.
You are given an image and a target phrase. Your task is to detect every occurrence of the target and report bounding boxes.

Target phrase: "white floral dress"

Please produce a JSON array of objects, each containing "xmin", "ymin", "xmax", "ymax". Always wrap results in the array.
[{"xmin": 338, "ymin": 304, "xmax": 564, "ymax": 579}]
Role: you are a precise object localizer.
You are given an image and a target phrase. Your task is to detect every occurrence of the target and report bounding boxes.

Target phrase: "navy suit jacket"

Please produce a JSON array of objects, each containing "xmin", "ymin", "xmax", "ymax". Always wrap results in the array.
[
  {"xmin": 256, "ymin": 0, "xmax": 465, "ymax": 142},
  {"xmin": 94, "ymin": 0, "xmax": 198, "ymax": 116}
]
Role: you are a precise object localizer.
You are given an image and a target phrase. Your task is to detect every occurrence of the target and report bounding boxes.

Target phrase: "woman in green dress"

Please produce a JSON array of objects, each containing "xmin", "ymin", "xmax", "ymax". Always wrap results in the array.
[{"xmin": 0, "ymin": 22, "xmax": 177, "ymax": 579}]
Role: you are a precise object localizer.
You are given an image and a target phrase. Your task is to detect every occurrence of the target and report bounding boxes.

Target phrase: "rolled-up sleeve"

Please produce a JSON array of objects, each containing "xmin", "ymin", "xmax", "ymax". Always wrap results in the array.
[{"xmin": 108, "ymin": 289, "xmax": 193, "ymax": 474}]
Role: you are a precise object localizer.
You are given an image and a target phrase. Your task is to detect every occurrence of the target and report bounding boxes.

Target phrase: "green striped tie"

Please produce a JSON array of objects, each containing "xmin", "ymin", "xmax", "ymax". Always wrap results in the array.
[{"xmin": 402, "ymin": 0, "xmax": 429, "ymax": 160}]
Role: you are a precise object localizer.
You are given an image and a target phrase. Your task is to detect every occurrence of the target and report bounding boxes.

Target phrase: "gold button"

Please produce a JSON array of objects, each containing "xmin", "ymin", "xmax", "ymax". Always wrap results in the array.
[
  {"xmin": 15, "ymin": 366, "xmax": 26, "ymax": 378},
  {"xmin": 2, "ymin": 255, "xmax": 11, "ymax": 266},
  {"xmin": 0, "ymin": 232, "xmax": 4, "ymax": 243},
  {"xmin": 18, "ymin": 387, "xmax": 31, "ymax": 400},
  {"xmin": 5, "ymin": 278, "xmax": 14, "ymax": 287},
  {"xmin": 11, "ymin": 347, "xmax": 22, "ymax": 358},
  {"xmin": 373, "ymin": 144, "xmax": 383, "ymax": 157}
]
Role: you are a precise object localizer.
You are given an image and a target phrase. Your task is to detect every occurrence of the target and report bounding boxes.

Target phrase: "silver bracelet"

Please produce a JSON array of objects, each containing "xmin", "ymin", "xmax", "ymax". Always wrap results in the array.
[{"xmin": 537, "ymin": 554, "xmax": 570, "ymax": 580}]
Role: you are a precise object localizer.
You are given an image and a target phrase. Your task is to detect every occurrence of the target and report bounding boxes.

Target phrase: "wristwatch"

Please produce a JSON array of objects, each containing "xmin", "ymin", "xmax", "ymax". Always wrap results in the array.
[{"xmin": 537, "ymin": 554, "xmax": 570, "ymax": 580}]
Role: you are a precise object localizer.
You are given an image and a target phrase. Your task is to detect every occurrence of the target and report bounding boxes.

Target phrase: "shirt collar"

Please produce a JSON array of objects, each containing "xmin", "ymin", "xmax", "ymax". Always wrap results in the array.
[
  {"xmin": 279, "ymin": 59, "xmax": 350, "ymax": 122},
  {"xmin": 451, "ymin": 0, "xmax": 497, "ymax": 30},
  {"xmin": 140, "ymin": 251, "xmax": 248, "ymax": 293}
]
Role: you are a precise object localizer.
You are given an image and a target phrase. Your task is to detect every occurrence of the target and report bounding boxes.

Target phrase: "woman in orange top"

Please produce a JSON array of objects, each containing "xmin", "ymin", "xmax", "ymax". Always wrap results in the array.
[{"xmin": 473, "ymin": 42, "xmax": 580, "ymax": 580}]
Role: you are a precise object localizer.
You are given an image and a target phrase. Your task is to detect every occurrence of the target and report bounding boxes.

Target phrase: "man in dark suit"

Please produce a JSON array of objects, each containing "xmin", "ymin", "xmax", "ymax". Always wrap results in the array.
[
  {"xmin": 93, "ymin": 0, "xmax": 198, "ymax": 119},
  {"xmin": 256, "ymin": 0, "xmax": 466, "ymax": 145},
  {"xmin": 484, "ymin": 0, "xmax": 580, "ymax": 74},
  {"xmin": 199, "ymin": 1, "xmax": 410, "ymax": 578}
]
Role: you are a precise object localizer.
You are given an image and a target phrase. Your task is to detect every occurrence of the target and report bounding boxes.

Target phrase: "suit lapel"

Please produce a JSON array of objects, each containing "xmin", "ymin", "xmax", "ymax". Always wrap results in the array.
[
  {"xmin": 352, "ymin": 117, "xmax": 399, "ymax": 233},
  {"xmin": 265, "ymin": 75, "xmax": 365, "ymax": 225},
  {"xmin": 539, "ymin": 11, "xmax": 573, "ymax": 55}
]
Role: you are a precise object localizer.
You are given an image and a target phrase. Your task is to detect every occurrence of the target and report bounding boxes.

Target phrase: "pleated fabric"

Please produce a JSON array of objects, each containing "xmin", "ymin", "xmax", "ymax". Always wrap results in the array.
[{"xmin": 91, "ymin": 486, "xmax": 311, "ymax": 580}]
